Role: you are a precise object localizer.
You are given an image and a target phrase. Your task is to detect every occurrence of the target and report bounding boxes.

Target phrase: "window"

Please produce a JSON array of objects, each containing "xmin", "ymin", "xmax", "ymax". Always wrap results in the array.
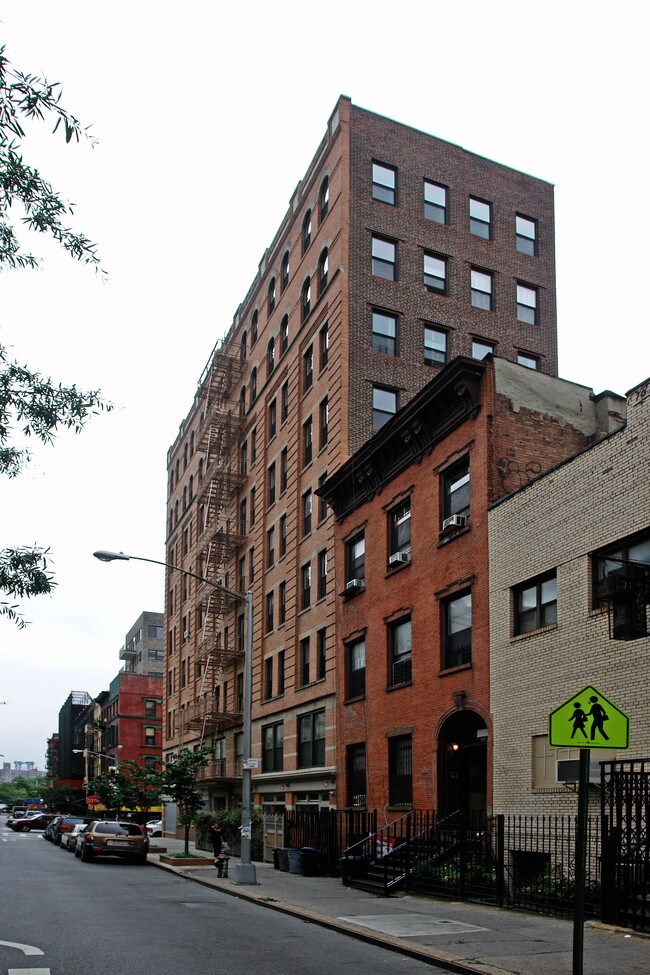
[
  {"xmin": 318, "ymin": 247, "xmax": 329, "ymax": 295},
  {"xmin": 268, "ymin": 276, "xmax": 276, "ymax": 315},
  {"xmin": 319, "ymin": 322, "xmax": 329, "ymax": 369},
  {"xmin": 424, "ymin": 252, "xmax": 447, "ymax": 293},
  {"xmin": 144, "ymin": 726, "xmax": 156, "ymax": 747},
  {"xmin": 346, "ymin": 637, "xmax": 366, "ymax": 698},
  {"xmin": 250, "ymin": 367, "xmax": 257, "ymax": 405},
  {"xmin": 303, "ymin": 416, "xmax": 313, "ymax": 466},
  {"xmin": 388, "ymin": 617, "xmax": 412, "ymax": 687},
  {"xmin": 237, "ymin": 614, "xmax": 245, "ymax": 653},
  {"xmin": 279, "ymin": 513, "xmax": 287, "ymax": 557},
  {"xmin": 302, "ymin": 209, "xmax": 312, "ymax": 253},
  {"xmin": 281, "ymin": 251, "xmax": 290, "ymax": 292},
  {"xmin": 302, "ymin": 277, "xmax": 311, "ymax": 321},
  {"xmin": 299, "ymin": 637, "xmax": 310, "ymax": 686},
  {"xmin": 346, "ymin": 533, "xmax": 365, "ymax": 584},
  {"xmin": 240, "ymin": 330, "xmax": 247, "ymax": 360},
  {"xmin": 239, "ymin": 498, "xmax": 247, "ymax": 535},
  {"xmin": 347, "ymin": 744, "xmax": 367, "ymax": 806},
  {"xmin": 516, "ymin": 214, "xmax": 537, "ymax": 255},
  {"xmin": 280, "ymin": 448, "xmax": 288, "ymax": 494},
  {"xmin": 268, "ymin": 399, "xmax": 277, "ymax": 439},
  {"xmin": 388, "ymin": 734, "xmax": 412, "ymax": 805},
  {"xmin": 148, "ymin": 625, "xmax": 164, "ymax": 639},
  {"xmin": 249, "ymin": 546, "xmax": 255, "ymax": 584},
  {"xmin": 266, "ymin": 526, "xmax": 275, "ymax": 568},
  {"xmin": 239, "ymin": 386, "xmax": 246, "ymax": 417},
  {"xmin": 514, "ymin": 571, "xmax": 557, "ymax": 635},
  {"xmin": 297, "ymin": 709, "xmax": 325, "ymax": 767},
  {"xmin": 319, "ymin": 176, "xmax": 329, "ymax": 221},
  {"xmin": 372, "ymin": 161, "xmax": 396, "ymax": 204},
  {"xmin": 442, "ymin": 456, "xmax": 470, "ymax": 521},
  {"xmin": 472, "ymin": 339, "xmax": 494, "ymax": 360},
  {"xmin": 251, "ymin": 427, "xmax": 257, "ymax": 464},
  {"xmin": 144, "ymin": 699, "xmax": 157, "ymax": 717},
  {"xmin": 372, "ymin": 310, "xmax": 397, "ymax": 355},
  {"xmin": 278, "ymin": 582, "xmax": 286, "ymax": 626},
  {"xmin": 469, "ymin": 197, "xmax": 491, "ymax": 239},
  {"xmin": 372, "ymin": 386, "xmax": 397, "ymax": 429},
  {"xmin": 278, "ymin": 649, "xmax": 285, "ymax": 693},
  {"xmin": 266, "ymin": 591, "xmax": 274, "ymax": 633},
  {"xmin": 319, "ymin": 398, "xmax": 328, "ymax": 449},
  {"xmin": 318, "ymin": 472, "xmax": 328, "ymax": 523},
  {"xmin": 262, "ymin": 722, "xmax": 283, "ymax": 772},
  {"xmin": 249, "ymin": 486, "xmax": 256, "ymax": 527},
  {"xmin": 424, "ymin": 326, "xmax": 447, "ymax": 366},
  {"xmin": 442, "ymin": 591, "xmax": 472, "ymax": 668},
  {"xmin": 303, "ymin": 345, "xmax": 313, "ymax": 391},
  {"xmin": 471, "ymin": 269, "xmax": 493, "ymax": 310},
  {"xmin": 518, "ymin": 353, "xmax": 539, "ymax": 370},
  {"xmin": 302, "ymin": 490, "xmax": 312, "ymax": 536},
  {"xmin": 424, "ymin": 180, "xmax": 446, "ymax": 223},
  {"xmin": 517, "ymin": 283, "xmax": 538, "ymax": 324},
  {"xmin": 239, "ymin": 555, "xmax": 246, "ymax": 591},
  {"xmin": 371, "ymin": 235, "xmax": 396, "ymax": 280},
  {"xmin": 388, "ymin": 499, "xmax": 411, "ymax": 563},
  {"xmin": 317, "ymin": 548, "xmax": 327, "ymax": 600},
  {"xmin": 281, "ymin": 381, "xmax": 289, "ymax": 422},
  {"xmin": 267, "ymin": 462, "xmax": 276, "ymax": 506},
  {"xmin": 251, "ymin": 310, "xmax": 258, "ymax": 345},
  {"xmin": 280, "ymin": 315, "xmax": 289, "ymax": 355},
  {"xmin": 317, "ymin": 628, "xmax": 326, "ymax": 680},
  {"xmin": 267, "ymin": 337, "xmax": 275, "ymax": 375},
  {"xmin": 592, "ymin": 531, "xmax": 650, "ymax": 638},
  {"xmin": 301, "ymin": 562, "xmax": 311, "ymax": 609}
]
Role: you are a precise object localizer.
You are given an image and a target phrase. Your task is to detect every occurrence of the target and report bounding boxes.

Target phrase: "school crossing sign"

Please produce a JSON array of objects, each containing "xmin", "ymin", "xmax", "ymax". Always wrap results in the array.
[{"xmin": 548, "ymin": 684, "xmax": 630, "ymax": 749}]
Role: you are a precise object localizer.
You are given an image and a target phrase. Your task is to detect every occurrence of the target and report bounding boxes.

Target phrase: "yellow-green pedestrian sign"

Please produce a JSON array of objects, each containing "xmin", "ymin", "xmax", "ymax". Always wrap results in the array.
[{"xmin": 548, "ymin": 684, "xmax": 630, "ymax": 749}]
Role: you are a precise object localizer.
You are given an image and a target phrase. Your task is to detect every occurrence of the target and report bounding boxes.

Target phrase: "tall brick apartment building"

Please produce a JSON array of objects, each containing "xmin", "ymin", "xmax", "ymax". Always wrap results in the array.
[
  {"xmin": 164, "ymin": 96, "xmax": 559, "ymax": 816},
  {"xmin": 319, "ymin": 357, "xmax": 621, "ymax": 814}
]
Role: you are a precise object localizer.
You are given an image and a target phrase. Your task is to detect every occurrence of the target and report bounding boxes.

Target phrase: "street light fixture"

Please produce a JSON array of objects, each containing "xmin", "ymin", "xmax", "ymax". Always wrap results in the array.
[
  {"xmin": 93, "ymin": 549, "xmax": 257, "ymax": 885},
  {"xmin": 73, "ymin": 746, "xmax": 123, "ymax": 770}
]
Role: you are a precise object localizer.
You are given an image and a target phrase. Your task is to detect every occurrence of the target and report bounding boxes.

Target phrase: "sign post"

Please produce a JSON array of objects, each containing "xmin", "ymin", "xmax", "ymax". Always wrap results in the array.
[{"xmin": 548, "ymin": 684, "xmax": 630, "ymax": 975}]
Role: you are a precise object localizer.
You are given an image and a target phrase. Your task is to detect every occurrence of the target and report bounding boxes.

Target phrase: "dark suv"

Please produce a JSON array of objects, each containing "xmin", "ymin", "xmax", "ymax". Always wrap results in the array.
[
  {"xmin": 52, "ymin": 816, "xmax": 91, "ymax": 846},
  {"xmin": 79, "ymin": 821, "xmax": 149, "ymax": 864}
]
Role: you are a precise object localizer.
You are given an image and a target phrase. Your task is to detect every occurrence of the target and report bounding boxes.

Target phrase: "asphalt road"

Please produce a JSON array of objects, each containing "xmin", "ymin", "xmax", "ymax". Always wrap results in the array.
[{"xmin": 0, "ymin": 825, "xmax": 455, "ymax": 975}]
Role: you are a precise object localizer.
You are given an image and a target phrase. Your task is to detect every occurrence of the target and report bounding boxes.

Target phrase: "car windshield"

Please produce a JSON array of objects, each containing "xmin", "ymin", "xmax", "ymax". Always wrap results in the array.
[{"xmin": 95, "ymin": 823, "xmax": 143, "ymax": 836}]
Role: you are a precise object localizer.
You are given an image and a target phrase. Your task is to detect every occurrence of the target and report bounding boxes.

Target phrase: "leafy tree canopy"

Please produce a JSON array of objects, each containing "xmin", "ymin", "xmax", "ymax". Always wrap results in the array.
[
  {"xmin": 161, "ymin": 749, "xmax": 210, "ymax": 853},
  {"xmin": 0, "ymin": 43, "xmax": 110, "ymax": 628}
]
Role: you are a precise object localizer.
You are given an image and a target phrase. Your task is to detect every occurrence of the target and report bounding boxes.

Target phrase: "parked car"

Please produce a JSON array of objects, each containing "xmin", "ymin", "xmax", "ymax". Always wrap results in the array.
[
  {"xmin": 61, "ymin": 823, "xmax": 88, "ymax": 852},
  {"xmin": 78, "ymin": 821, "xmax": 149, "ymax": 864},
  {"xmin": 146, "ymin": 819, "xmax": 163, "ymax": 837},
  {"xmin": 43, "ymin": 816, "xmax": 65, "ymax": 841},
  {"xmin": 52, "ymin": 816, "xmax": 91, "ymax": 846},
  {"xmin": 11, "ymin": 813, "xmax": 56, "ymax": 832}
]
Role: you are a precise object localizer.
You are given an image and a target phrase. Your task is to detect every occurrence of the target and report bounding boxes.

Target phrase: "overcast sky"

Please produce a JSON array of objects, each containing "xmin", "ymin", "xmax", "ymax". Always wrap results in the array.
[{"xmin": 0, "ymin": 1, "xmax": 647, "ymax": 769}]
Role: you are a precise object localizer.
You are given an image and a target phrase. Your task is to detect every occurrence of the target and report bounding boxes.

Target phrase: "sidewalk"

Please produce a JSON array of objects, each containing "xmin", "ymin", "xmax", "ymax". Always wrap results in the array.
[{"xmin": 148, "ymin": 837, "xmax": 649, "ymax": 975}]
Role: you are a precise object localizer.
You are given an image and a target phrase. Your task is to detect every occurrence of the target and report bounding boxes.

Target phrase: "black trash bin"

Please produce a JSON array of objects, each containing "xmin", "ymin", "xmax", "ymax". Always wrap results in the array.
[
  {"xmin": 272, "ymin": 848, "xmax": 280, "ymax": 870},
  {"xmin": 287, "ymin": 848, "xmax": 303, "ymax": 874},
  {"xmin": 301, "ymin": 847, "xmax": 320, "ymax": 876},
  {"xmin": 278, "ymin": 848, "xmax": 290, "ymax": 872}
]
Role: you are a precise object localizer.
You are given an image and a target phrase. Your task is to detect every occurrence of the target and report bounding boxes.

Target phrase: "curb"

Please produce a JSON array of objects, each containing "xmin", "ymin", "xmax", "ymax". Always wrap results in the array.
[{"xmin": 149, "ymin": 857, "xmax": 509, "ymax": 975}]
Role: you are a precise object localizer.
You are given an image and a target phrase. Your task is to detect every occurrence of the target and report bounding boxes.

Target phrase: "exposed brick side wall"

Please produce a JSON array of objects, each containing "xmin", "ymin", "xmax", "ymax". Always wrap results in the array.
[{"xmin": 489, "ymin": 378, "xmax": 649, "ymax": 816}]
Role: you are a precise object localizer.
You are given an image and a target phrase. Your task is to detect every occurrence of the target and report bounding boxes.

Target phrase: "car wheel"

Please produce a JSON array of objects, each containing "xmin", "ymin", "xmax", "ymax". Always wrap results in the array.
[
  {"xmin": 75, "ymin": 846, "xmax": 82, "ymax": 858},
  {"xmin": 81, "ymin": 844, "xmax": 93, "ymax": 862},
  {"xmin": 153, "ymin": 830, "xmax": 162, "ymax": 837}
]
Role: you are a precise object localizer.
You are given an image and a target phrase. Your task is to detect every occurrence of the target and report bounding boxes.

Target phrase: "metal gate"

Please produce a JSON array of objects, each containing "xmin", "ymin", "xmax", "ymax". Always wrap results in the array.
[{"xmin": 601, "ymin": 758, "xmax": 650, "ymax": 931}]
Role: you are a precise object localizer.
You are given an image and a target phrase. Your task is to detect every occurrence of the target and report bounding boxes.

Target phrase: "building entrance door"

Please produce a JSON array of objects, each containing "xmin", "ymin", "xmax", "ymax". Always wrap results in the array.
[{"xmin": 437, "ymin": 710, "xmax": 487, "ymax": 815}]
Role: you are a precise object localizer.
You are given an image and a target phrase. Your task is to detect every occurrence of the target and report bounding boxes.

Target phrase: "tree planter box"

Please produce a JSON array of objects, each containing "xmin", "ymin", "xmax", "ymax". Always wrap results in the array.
[{"xmin": 159, "ymin": 854, "xmax": 214, "ymax": 866}]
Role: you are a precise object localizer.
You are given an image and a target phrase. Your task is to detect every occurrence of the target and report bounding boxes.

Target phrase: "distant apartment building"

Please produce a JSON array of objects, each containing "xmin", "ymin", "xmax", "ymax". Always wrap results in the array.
[
  {"xmin": 164, "ymin": 96, "xmax": 559, "ymax": 815},
  {"xmin": 102, "ymin": 671, "xmax": 162, "ymax": 771},
  {"xmin": 120, "ymin": 611, "xmax": 165, "ymax": 676},
  {"xmin": 489, "ymin": 377, "xmax": 649, "ymax": 816},
  {"xmin": 0, "ymin": 761, "xmax": 43, "ymax": 783},
  {"xmin": 57, "ymin": 691, "xmax": 92, "ymax": 785}
]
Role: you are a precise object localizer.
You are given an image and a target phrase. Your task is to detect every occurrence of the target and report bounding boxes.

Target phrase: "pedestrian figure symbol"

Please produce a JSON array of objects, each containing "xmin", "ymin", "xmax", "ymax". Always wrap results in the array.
[
  {"xmin": 569, "ymin": 702, "xmax": 588, "ymax": 739},
  {"xmin": 587, "ymin": 696, "xmax": 609, "ymax": 741}
]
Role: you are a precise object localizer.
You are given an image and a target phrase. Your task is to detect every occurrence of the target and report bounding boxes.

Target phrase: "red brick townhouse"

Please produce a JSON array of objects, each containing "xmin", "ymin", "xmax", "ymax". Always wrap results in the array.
[{"xmin": 318, "ymin": 355, "xmax": 622, "ymax": 817}]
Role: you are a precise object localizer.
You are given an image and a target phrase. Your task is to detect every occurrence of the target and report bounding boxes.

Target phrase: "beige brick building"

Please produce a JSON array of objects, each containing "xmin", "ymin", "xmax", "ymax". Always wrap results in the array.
[{"xmin": 489, "ymin": 377, "xmax": 650, "ymax": 815}]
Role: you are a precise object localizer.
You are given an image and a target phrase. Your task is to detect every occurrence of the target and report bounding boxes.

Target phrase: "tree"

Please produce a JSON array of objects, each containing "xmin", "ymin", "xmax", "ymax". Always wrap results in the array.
[
  {"xmin": 0, "ymin": 44, "xmax": 110, "ymax": 627},
  {"xmin": 161, "ymin": 749, "xmax": 209, "ymax": 854},
  {"xmin": 117, "ymin": 760, "xmax": 163, "ymax": 820}
]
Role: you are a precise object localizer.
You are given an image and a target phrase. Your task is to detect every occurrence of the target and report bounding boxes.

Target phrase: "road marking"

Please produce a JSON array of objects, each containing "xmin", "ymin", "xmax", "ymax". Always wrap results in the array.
[
  {"xmin": 0, "ymin": 942, "xmax": 44, "ymax": 956},
  {"xmin": 8, "ymin": 969, "xmax": 50, "ymax": 974}
]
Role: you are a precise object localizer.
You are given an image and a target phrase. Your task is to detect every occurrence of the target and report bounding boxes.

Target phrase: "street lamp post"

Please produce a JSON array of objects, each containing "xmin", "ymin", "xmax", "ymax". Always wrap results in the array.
[
  {"xmin": 93, "ymin": 549, "xmax": 257, "ymax": 885},
  {"xmin": 73, "ymin": 746, "xmax": 122, "ymax": 770}
]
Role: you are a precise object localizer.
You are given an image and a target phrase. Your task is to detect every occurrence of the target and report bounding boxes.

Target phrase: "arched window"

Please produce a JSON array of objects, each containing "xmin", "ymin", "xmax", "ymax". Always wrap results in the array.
[
  {"xmin": 280, "ymin": 314, "xmax": 289, "ymax": 356},
  {"xmin": 250, "ymin": 367, "xmax": 258, "ymax": 404},
  {"xmin": 189, "ymin": 474, "xmax": 194, "ymax": 501},
  {"xmin": 251, "ymin": 310, "xmax": 258, "ymax": 345},
  {"xmin": 174, "ymin": 500, "xmax": 179, "ymax": 526},
  {"xmin": 267, "ymin": 337, "xmax": 275, "ymax": 375},
  {"xmin": 302, "ymin": 210, "xmax": 312, "ymax": 254},
  {"xmin": 175, "ymin": 459, "xmax": 180, "ymax": 483},
  {"xmin": 318, "ymin": 247, "xmax": 329, "ymax": 296},
  {"xmin": 302, "ymin": 277, "xmax": 311, "ymax": 322},
  {"xmin": 281, "ymin": 250, "xmax": 290, "ymax": 292},
  {"xmin": 198, "ymin": 458, "xmax": 203, "ymax": 482},
  {"xmin": 268, "ymin": 276, "xmax": 276, "ymax": 315},
  {"xmin": 319, "ymin": 176, "xmax": 329, "ymax": 222},
  {"xmin": 240, "ymin": 330, "xmax": 247, "ymax": 360},
  {"xmin": 240, "ymin": 386, "xmax": 246, "ymax": 417},
  {"xmin": 190, "ymin": 431, "xmax": 194, "ymax": 456}
]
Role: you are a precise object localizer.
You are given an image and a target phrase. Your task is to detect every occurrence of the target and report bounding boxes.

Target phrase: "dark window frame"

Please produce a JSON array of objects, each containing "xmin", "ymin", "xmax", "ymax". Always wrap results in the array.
[{"xmin": 514, "ymin": 571, "xmax": 557, "ymax": 635}]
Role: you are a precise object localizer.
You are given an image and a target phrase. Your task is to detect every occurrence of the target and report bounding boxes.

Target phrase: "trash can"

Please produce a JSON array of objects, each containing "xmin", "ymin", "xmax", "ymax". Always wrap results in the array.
[
  {"xmin": 287, "ymin": 848, "xmax": 303, "ymax": 874},
  {"xmin": 301, "ymin": 847, "xmax": 320, "ymax": 876},
  {"xmin": 272, "ymin": 848, "xmax": 280, "ymax": 870},
  {"xmin": 278, "ymin": 848, "xmax": 290, "ymax": 872}
]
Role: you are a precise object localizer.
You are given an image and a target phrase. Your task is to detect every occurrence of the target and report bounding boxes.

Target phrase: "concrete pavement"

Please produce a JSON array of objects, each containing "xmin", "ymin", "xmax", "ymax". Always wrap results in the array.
[{"xmin": 148, "ymin": 836, "xmax": 649, "ymax": 975}]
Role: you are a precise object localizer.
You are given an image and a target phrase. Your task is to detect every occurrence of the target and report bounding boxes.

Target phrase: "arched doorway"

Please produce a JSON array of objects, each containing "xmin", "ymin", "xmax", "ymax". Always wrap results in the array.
[{"xmin": 437, "ymin": 710, "xmax": 487, "ymax": 815}]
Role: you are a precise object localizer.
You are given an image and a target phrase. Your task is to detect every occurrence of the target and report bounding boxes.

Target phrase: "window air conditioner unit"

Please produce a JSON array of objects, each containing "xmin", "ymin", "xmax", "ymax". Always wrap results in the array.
[
  {"xmin": 441, "ymin": 514, "xmax": 467, "ymax": 533},
  {"xmin": 388, "ymin": 552, "xmax": 410, "ymax": 566},
  {"xmin": 346, "ymin": 579, "xmax": 364, "ymax": 591},
  {"xmin": 557, "ymin": 759, "xmax": 605, "ymax": 786},
  {"xmin": 183, "ymin": 630, "xmax": 190, "ymax": 639}
]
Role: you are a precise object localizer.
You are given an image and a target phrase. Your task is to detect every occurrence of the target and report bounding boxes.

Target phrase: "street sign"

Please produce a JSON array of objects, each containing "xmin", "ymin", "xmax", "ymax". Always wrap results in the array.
[
  {"xmin": 548, "ymin": 684, "xmax": 630, "ymax": 749},
  {"xmin": 242, "ymin": 758, "xmax": 259, "ymax": 769},
  {"xmin": 87, "ymin": 795, "xmax": 100, "ymax": 805}
]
